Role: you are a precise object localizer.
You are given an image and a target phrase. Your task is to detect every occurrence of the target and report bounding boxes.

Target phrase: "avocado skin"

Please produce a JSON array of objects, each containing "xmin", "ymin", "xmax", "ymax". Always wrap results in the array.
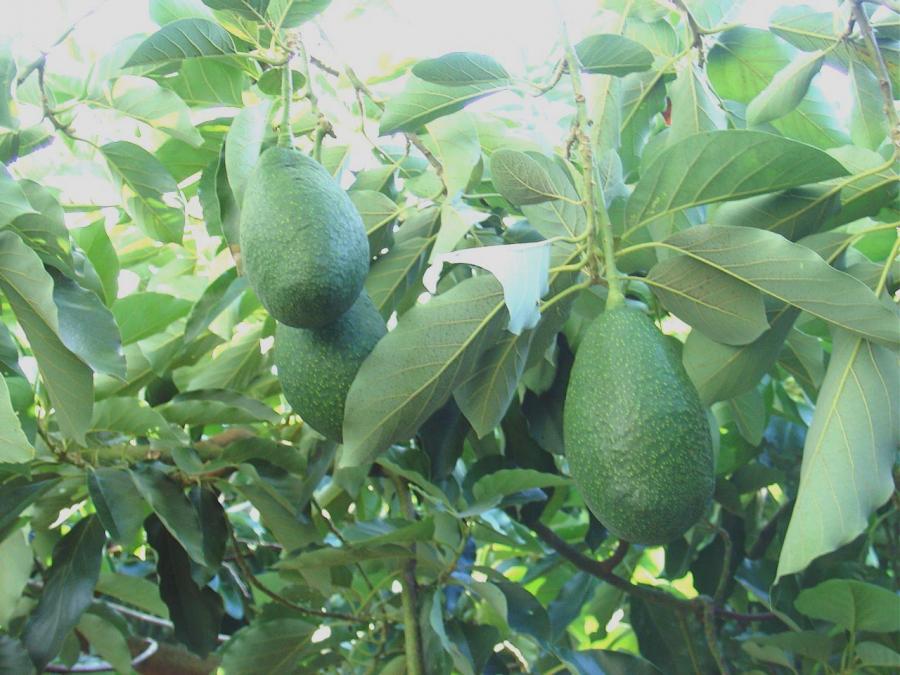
[
  {"xmin": 275, "ymin": 292, "xmax": 386, "ymax": 442},
  {"xmin": 240, "ymin": 147, "xmax": 369, "ymax": 328},
  {"xmin": 563, "ymin": 307, "xmax": 714, "ymax": 545}
]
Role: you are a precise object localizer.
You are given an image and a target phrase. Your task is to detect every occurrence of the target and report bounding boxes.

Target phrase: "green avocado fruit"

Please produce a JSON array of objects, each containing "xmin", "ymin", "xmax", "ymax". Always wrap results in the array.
[
  {"xmin": 240, "ymin": 146, "xmax": 369, "ymax": 328},
  {"xmin": 275, "ymin": 292, "xmax": 386, "ymax": 442},
  {"xmin": 563, "ymin": 307, "xmax": 714, "ymax": 545}
]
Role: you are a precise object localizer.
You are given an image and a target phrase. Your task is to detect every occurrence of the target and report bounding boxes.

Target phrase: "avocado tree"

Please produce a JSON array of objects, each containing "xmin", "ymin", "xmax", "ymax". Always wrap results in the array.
[{"xmin": 0, "ymin": 0, "xmax": 898, "ymax": 672}]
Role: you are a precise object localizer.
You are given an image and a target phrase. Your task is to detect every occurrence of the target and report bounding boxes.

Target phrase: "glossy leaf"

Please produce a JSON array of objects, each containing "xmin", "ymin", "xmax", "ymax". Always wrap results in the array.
[
  {"xmin": 125, "ymin": 18, "xmax": 237, "ymax": 68},
  {"xmin": 341, "ymin": 275, "xmax": 507, "ymax": 469},
  {"xmin": 88, "ymin": 467, "xmax": 151, "ymax": 543},
  {"xmin": 777, "ymin": 331, "xmax": 898, "ymax": 579},
  {"xmin": 22, "ymin": 516, "xmax": 106, "ymax": 670}
]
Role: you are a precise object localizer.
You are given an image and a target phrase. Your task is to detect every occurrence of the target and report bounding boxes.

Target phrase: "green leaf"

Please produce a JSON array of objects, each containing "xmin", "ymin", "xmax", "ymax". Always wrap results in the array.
[
  {"xmin": 0, "ymin": 531, "xmax": 32, "ymax": 626},
  {"xmin": 490, "ymin": 149, "xmax": 569, "ymax": 206},
  {"xmin": 422, "ymin": 112, "xmax": 481, "ymax": 196},
  {"xmin": 667, "ymin": 62, "xmax": 726, "ymax": 143},
  {"xmin": 112, "ymin": 292, "xmax": 192, "ymax": 345},
  {"xmin": 432, "ymin": 200, "xmax": 487, "ymax": 259},
  {"xmin": 495, "ymin": 581, "xmax": 551, "ymax": 641},
  {"xmin": 184, "ymin": 268, "xmax": 247, "ymax": 342},
  {"xmin": 624, "ymin": 131, "xmax": 848, "ymax": 239},
  {"xmin": 349, "ymin": 189, "xmax": 401, "ymax": 256},
  {"xmin": 145, "ymin": 515, "xmax": 223, "ymax": 658},
  {"xmin": 630, "ymin": 596, "xmax": 715, "ymax": 673},
  {"xmin": 0, "ymin": 165, "xmax": 36, "ymax": 226},
  {"xmin": 746, "ymin": 50, "xmax": 825, "ymax": 126},
  {"xmin": 53, "ymin": 275, "xmax": 126, "ymax": 378},
  {"xmin": 225, "ymin": 99, "xmax": 273, "ymax": 206},
  {"xmin": 0, "ymin": 476, "xmax": 61, "ymax": 541},
  {"xmin": 824, "ymin": 146, "xmax": 899, "ymax": 228},
  {"xmin": 707, "ymin": 27, "xmax": 793, "ymax": 104},
  {"xmin": 573, "ymin": 34, "xmax": 654, "ymax": 76},
  {"xmin": 174, "ymin": 327, "xmax": 263, "ymax": 391},
  {"xmin": 662, "ymin": 225, "xmax": 900, "ymax": 347},
  {"xmin": 648, "ymin": 255, "xmax": 769, "ymax": 345},
  {"xmin": 219, "ymin": 618, "xmax": 314, "ymax": 675},
  {"xmin": 366, "ymin": 235, "xmax": 434, "ymax": 319},
  {"xmin": 76, "ymin": 613, "xmax": 134, "ymax": 675},
  {"xmin": 727, "ymin": 388, "xmax": 766, "ymax": 446},
  {"xmin": 95, "ymin": 572, "xmax": 169, "ymax": 618},
  {"xmin": 848, "ymin": 60, "xmax": 890, "ymax": 151},
  {"xmin": 472, "ymin": 468, "xmax": 570, "ymax": 504},
  {"xmin": 455, "ymin": 330, "xmax": 533, "ymax": 437},
  {"xmin": 0, "ymin": 42, "xmax": 16, "ymax": 130},
  {"xmin": 131, "ymin": 464, "xmax": 209, "ymax": 567},
  {"xmin": 561, "ymin": 649, "xmax": 662, "ymax": 675},
  {"xmin": 22, "ymin": 516, "xmax": 106, "ymax": 671},
  {"xmin": 413, "ymin": 52, "xmax": 510, "ymax": 85},
  {"xmin": 267, "ymin": 0, "xmax": 331, "ymax": 29},
  {"xmin": 341, "ymin": 275, "xmax": 507, "ymax": 469},
  {"xmin": 777, "ymin": 332, "xmax": 898, "ymax": 580},
  {"xmin": 198, "ymin": 148, "xmax": 240, "ymax": 243},
  {"xmin": 685, "ymin": 306, "xmax": 798, "ymax": 405},
  {"xmin": 0, "ymin": 636, "xmax": 35, "ymax": 675},
  {"xmin": 157, "ymin": 389, "xmax": 279, "ymax": 425},
  {"xmin": 379, "ymin": 76, "xmax": 508, "ymax": 135},
  {"xmin": 795, "ymin": 579, "xmax": 900, "ymax": 633},
  {"xmin": 101, "ymin": 141, "xmax": 185, "ymax": 244},
  {"xmin": 99, "ymin": 75, "xmax": 203, "ymax": 146},
  {"xmin": 710, "ymin": 185, "xmax": 840, "ymax": 241},
  {"xmin": 0, "ymin": 231, "xmax": 93, "ymax": 442},
  {"xmin": 519, "ymin": 155, "xmax": 586, "ymax": 241},
  {"xmin": 88, "ymin": 467, "xmax": 151, "ymax": 543},
  {"xmin": 125, "ymin": 18, "xmax": 237, "ymax": 68},
  {"xmin": 202, "ymin": 0, "xmax": 270, "ymax": 20},
  {"xmin": 856, "ymin": 642, "xmax": 900, "ymax": 668},
  {"xmin": 0, "ymin": 375, "xmax": 33, "ymax": 462},
  {"xmin": 11, "ymin": 180, "xmax": 71, "ymax": 272},
  {"xmin": 163, "ymin": 58, "xmax": 247, "ymax": 107},
  {"xmin": 257, "ymin": 67, "xmax": 305, "ymax": 96},
  {"xmin": 72, "ymin": 220, "xmax": 119, "ymax": 305},
  {"xmin": 91, "ymin": 396, "xmax": 183, "ymax": 440}
]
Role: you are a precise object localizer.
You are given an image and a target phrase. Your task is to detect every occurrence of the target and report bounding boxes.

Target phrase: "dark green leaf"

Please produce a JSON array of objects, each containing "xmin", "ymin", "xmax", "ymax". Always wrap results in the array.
[
  {"xmin": 574, "ymin": 34, "xmax": 654, "ymax": 76},
  {"xmin": 145, "ymin": 515, "xmax": 223, "ymax": 657},
  {"xmin": 90, "ymin": 396, "xmax": 183, "ymax": 440},
  {"xmin": 413, "ymin": 52, "xmax": 509, "ymax": 85},
  {"xmin": 125, "ymin": 19, "xmax": 237, "ymax": 68},
  {"xmin": 630, "ymin": 597, "xmax": 714, "ymax": 674},
  {"xmin": 157, "ymin": 389, "xmax": 279, "ymax": 425},
  {"xmin": 219, "ymin": 619, "xmax": 314, "ymax": 674},
  {"xmin": 184, "ymin": 268, "xmax": 247, "ymax": 342},
  {"xmin": 341, "ymin": 276, "xmax": 507, "ymax": 469},
  {"xmin": 795, "ymin": 579, "xmax": 900, "ymax": 633},
  {"xmin": 53, "ymin": 275, "xmax": 125, "ymax": 378},
  {"xmin": 0, "ymin": 636, "xmax": 35, "ymax": 675},
  {"xmin": 95, "ymin": 572, "xmax": 169, "ymax": 618},
  {"xmin": 131, "ymin": 464, "xmax": 209, "ymax": 567},
  {"xmin": 0, "ymin": 375, "xmax": 33, "ymax": 462},
  {"xmin": 710, "ymin": 185, "xmax": 840, "ymax": 241},
  {"xmin": 365, "ymin": 235, "xmax": 434, "ymax": 319},
  {"xmin": 22, "ymin": 516, "xmax": 106, "ymax": 670},
  {"xmin": 87, "ymin": 467, "xmax": 151, "ymax": 543},
  {"xmin": 72, "ymin": 220, "xmax": 119, "ymax": 305},
  {"xmin": 0, "ymin": 476, "xmax": 60, "ymax": 541}
]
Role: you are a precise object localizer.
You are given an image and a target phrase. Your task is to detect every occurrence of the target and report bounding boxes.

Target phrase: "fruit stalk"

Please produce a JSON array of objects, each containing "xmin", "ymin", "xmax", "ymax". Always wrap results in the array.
[
  {"xmin": 555, "ymin": 2, "xmax": 625, "ymax": 310},
  {"xmin": 278, "ymin": 62, "xmax": 293, "ymax": 148}
]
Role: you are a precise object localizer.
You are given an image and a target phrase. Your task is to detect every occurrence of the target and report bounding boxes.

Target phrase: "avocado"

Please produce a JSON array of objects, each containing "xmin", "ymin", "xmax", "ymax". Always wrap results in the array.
[
  {"xmin": 563, "ymin": 307, "xmax": 714, "ymax": 545},
  {"xmin": 240, "ymin": 147, "xmax": 369, "ymax": 328},
  {"xmin": 275, "ymin": 292, "xmax": 386, "ymax": 442}
]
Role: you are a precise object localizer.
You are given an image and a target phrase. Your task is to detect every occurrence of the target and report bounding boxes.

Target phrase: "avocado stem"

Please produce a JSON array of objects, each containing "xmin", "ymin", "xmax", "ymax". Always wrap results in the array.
[
  {"xmin": 278, "ymin": 60, "xmax": 294, "ymax": 148},
  {"xmin": 555, "ymin": 2, "xmax": 626, "ymax": 311}
]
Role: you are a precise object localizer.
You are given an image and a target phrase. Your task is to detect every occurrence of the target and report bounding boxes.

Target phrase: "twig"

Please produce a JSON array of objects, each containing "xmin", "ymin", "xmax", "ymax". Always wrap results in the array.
[
  {"xmin": 315, "ymin": 25, "xmax": 445, "ymax": 186},
  {"xmin": 851, "ymin": 0, "xmax": 900, "ymax": 150},
  {"xmin": 710, "ymin": 523, "xmax": 732, "ymax": 605},
  {"xmin": 310, "ymin": 54, "xmax": 341, "ymax": 77},
  {"xmin": 702, "ymin": 604, "xmax": 730, "ymax": 675},
  {"xmin": 228, "ymin": 528, "xmax": 367, "ymax": 622},
  {"xmin": 532, "ymin": 60, "xmax": 565, "ymax": 96},
  {"xmin": 389, "ymin": 473, "xmax": 425, "ymax": 675},
  {"xmin": 668, "ymin": 0, "xmax": 706, "ymax": 64}
]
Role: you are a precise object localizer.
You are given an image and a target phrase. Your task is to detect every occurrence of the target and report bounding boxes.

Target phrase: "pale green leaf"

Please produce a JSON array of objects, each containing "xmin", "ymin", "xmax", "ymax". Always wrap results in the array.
[
  {"xmin": 422, "ymin": 112, "xmax": 481, "ymax": 196},
  {"xmin": 746, "ymin": 50, "xmax": 825, "ymax": 126},
  {"xmin": 125, "ymin": 18, "xmax": 237, "ymax": 68},
  {"xmin": 0, "ymin": 530, "xmax": 32, "ymax": 626},
  {"xmin": 490, "ymin": 149, "xmax": 569, "ymax": 205},
  {"xmin": 848, "ymin": 60, "xmax": 890, "ymax": 151},
  {"xmin": 667, "ymin": 62, "xmax": 726, "ymax": 143},
  {"xmin": 202, "ymin": 0, "xmax": 270, "ymax": 20},
  {"xmin": 711, "ymin": 185, "xmax": 840, "ymax": 241},
  {"xmin": 267, "ymin": 0, "xmax": 330, "ymax": 30},
  {"xmin": 777, "ymin": 333, "xmax": 898, "ymax": 579},
  {"xmin": 225, "ymin": 99, "xmax": 273, "ymax": 205},
  {"xmin": 0, "ymin": 165, "xmax": 36, "ymax": 226},
  {"xmin": 0, "ymin": 375, "xmax": 33, "ymax": 462},
  {"xmin": 413, "ymin": 52, "xmax": 509, "ymax": 85},
  {"xmin": 647, "ymin": 255, "xmax": 769, "ymax": 346},
  {"xmin": 112, "ymin": 292, "xmax": 192, "ymax": 345},
  {"xmin": 794, "ymin": 579, "xmax": 900, "ymax": 633},
  {"xmin": 76, "ymin": 614, "xmax": 134, "ymax": 675},
  {"xmin": 573, "ymin": 34, "xmax": 654, "ymax": 76},
  {"xmin": 100, "ymin": 75, "xmax": 203, "ymax": 146}
]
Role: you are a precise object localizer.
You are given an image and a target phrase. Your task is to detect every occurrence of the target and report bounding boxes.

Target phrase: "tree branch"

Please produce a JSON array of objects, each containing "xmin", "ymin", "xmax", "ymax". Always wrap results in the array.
[{"xmin": 851, "ymin": 0, "xmax": 900, "ymax": 150}]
